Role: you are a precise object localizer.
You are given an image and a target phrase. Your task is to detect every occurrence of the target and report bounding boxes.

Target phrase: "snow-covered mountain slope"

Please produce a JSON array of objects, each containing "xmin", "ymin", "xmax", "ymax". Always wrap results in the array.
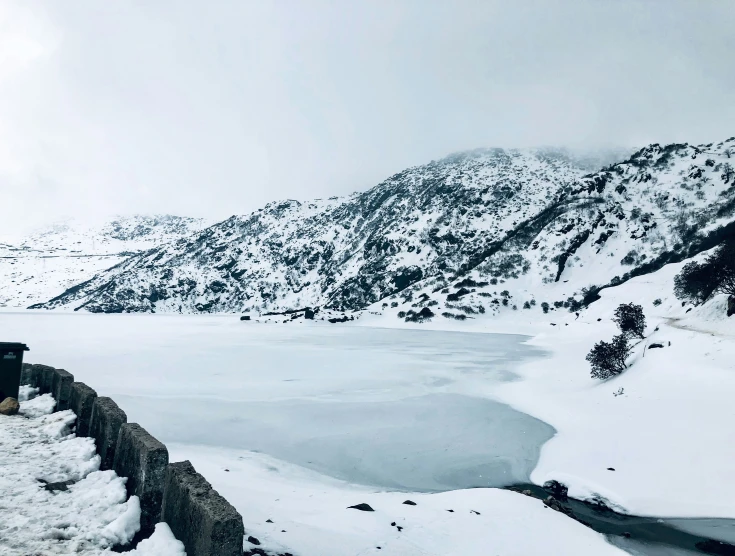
[
  {"xmin": 31, "ymin": 139, "xmax": 735, "ymax": 316},
  {"xmin": 0, "ymin": 215, "xmax": 207, "ymax": 307}
]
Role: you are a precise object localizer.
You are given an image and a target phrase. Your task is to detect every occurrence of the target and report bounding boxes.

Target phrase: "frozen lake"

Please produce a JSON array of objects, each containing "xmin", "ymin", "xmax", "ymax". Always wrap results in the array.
[{"xmin": 3, "ymin": 312, "xmax": 553, "ymax": 491}]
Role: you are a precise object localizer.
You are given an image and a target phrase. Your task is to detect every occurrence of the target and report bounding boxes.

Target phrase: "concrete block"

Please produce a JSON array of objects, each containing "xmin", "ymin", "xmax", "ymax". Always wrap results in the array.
[
  {"xmin": 161, "ymin": 461, "xmax": 244, "ymax": 556},
  {"xmin": 20, "ymin": 363, "xmax": 33, "ymax": 386},
  {"xmin": 28, "ymin": 364, "xmax": 41, "ymax": 388},
  {"xmin": 89, "ymin": 397, "xmax": 127, "ymax": 471},
  {"xmin": 33, "ymin": 364, "xmax": 56, "ymax": 396},
  {"xmin": 113, "ymin": 423, "xmax": 169, "ymax": 535},
  {"xmin": 51, "ymin": 369, "xmax": 74, "ymax": 411},
  {"xmin": 69, "ymin": 382, "xmax": 97, "ymax": 437}
]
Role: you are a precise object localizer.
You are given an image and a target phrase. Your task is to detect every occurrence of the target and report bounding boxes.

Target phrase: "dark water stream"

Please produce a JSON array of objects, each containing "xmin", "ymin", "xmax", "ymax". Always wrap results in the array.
[{"xmin": 509, "ymin": 484, "xmax": 735, "ymax": 556}]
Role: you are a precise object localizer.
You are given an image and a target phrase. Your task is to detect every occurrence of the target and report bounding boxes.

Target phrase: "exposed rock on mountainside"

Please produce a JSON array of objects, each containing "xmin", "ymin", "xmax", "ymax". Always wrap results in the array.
[{"xmin": 30, "ymin": 139, "xmax": 735, "ymax": 317}]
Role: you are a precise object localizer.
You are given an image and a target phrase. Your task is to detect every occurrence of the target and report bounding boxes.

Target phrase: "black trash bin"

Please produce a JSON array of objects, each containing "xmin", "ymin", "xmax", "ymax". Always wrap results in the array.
[{"xmin": 0, "ymin": 342, "xmax": 30, "ymax": 402}]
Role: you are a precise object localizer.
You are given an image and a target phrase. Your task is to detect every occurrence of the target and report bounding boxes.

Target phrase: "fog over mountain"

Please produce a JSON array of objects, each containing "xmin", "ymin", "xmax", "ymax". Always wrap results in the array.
[{"xmin": 1, "ymin": 1, "xmax": 733, "ymax": 235}]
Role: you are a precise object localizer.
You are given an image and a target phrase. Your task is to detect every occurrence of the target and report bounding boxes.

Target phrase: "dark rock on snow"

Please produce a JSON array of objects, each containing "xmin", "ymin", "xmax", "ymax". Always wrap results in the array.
[
  {"xmin": 542, "ymin": 480, "xmax": 569, "ymax": 501},
  {"xmin": 347, "ymin": 503, "xmax": 375, "ymax": 512},
  {"xmin": 0, "ymin": 397, "xmax": 20, "ymax": 416},
  {"xmin": 43, "ymin": 479, "xmax": 76, "ymax": 492}
]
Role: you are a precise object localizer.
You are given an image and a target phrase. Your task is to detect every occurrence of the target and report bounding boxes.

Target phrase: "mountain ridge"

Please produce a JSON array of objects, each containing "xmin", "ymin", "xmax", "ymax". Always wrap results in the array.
[
  {"xmin": 25, "ymin": 138, "xmax": 735, "ymax": 320},
  {"xmin": 0, "ymin": 215, "xmax": 208, "ymax": 308}
]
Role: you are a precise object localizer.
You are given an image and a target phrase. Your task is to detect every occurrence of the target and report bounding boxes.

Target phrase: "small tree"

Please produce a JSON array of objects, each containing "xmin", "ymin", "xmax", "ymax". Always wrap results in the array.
[
  {"xmin": 674, "ymin": 260, "xmax": 717, "ymax": 304},
  {"xmin": 612, "ymin": 303, "xmax": 646, "ymax": 339},
  {"xmin": 674, "ymin": 239, "xmax": 735, "ymax": 306},
  {"xmin": 541, "ymin": 302, "xmax": 550, "ymax": 314},
  {"xmin": 721, "ymin": 163, "xmax": 735, "ymax": 184},
  {"xmin": 586, "ymin": 334, "xmax": 631, "ymax": 379}
]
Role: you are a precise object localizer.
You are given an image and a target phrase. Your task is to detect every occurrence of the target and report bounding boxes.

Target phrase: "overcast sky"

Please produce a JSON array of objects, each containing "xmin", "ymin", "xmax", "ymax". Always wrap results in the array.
[{"xmin": 0, "ymin": 0, "xmax": 733, "ymax": 235}]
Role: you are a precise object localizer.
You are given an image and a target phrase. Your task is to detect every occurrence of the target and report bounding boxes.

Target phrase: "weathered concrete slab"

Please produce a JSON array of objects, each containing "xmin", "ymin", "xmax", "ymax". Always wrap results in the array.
[
  {"xmin": 33, "ymin": 364, "xmax": 56, "ymax": 396},
  {"xmin": 27, "ymin": 364, "xmax": 41, "ymax": 388},
  {"xmin": 69, "ymin": 382, "xmax": 97, "ymax": 437},
  {"xmin": 89, "ymin": 397, "xmax": 127, "ymax": 471},
  {"xmin": 20, "ymin": 363, "xmax": 33, "ymax": 386},
  {"xmin": 51, "ymin": 369, "xmax": 74, "ymax": 411},
  {"xmin": 161, "ymin": 460, "xmax": 244, "ymax": 556},
  {"xmin": 113, "ymin": 423, "xmax": 169, "ymax": 535}
]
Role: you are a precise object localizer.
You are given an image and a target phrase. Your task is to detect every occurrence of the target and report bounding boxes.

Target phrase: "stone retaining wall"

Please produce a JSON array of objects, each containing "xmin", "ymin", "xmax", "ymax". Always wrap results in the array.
[{"xmin": 21, "ymin": 362, "xmax": 245, "ymax": 555}]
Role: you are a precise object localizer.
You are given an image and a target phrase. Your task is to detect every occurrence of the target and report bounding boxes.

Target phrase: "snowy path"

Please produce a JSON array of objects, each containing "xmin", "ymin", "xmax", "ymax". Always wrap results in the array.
[{"xmin": 0, "ymin": 390, "xmax": 184, "ymax": 555}]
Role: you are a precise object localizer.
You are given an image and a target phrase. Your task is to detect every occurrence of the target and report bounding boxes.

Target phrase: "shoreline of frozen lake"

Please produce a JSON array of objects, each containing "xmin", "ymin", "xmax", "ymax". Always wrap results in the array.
[{"xmin": 3, "ymin": 311, "xmax": 554, "ymax": 491}]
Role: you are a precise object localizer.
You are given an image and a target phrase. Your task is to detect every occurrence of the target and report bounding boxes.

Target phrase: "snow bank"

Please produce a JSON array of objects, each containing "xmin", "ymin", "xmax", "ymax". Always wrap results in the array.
[
  {"xmin": 494, "ymin": 260, "xmax": 735, "ymax": 518},
  {"xmin": 169, "ymin": 443, "xmax": 624, "ymax": 556},
  {"xmin": 0, "ymin": 394, "xmax": 185, "ymax": 555},
  {"xmin": 131, "ymin": 523, "xmax": 186, "ymax": 555}
]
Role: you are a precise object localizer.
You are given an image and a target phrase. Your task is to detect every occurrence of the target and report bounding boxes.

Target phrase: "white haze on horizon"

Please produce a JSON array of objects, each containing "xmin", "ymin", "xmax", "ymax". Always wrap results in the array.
[{"xmin": 0, "ymin": 0, "xmax": 733, "ymax": 236}]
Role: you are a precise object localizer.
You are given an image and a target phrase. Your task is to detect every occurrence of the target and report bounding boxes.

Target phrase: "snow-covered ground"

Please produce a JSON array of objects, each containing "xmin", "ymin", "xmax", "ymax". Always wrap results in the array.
[
  {"xmin": 493, "ymin": 262, "xmax": 735, "ymax": 519},
  {"xmin": 168, "ymin": 443, "xmax": 624, "ymax": 556},
  {"xmin": 352, "ymin": 257, "xmax": 735, "ymax": 522},
  {"xmin": 0, "ymin": 391, "xmax": 184, "ymax": 555},
  {"xmin": 2, "ymin": 254, "xmax": 734, "ymax": 553}
]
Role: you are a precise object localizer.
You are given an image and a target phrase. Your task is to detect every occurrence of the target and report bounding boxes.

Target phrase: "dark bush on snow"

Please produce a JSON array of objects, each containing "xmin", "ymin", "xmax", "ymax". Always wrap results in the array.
[
  {"xmin": 446, "ymin": 287, "xmax": 471, "ymax": 302},
  {"xmin": 586, "ymin": 334, "xmax": 631, "ymax": 380},
  {"xmin": 674, "ymin": 239, "xmax": 735, "ymax": 306},
  {"xmin": 612, "ymin": 303, "xmax": 646, "ymax": 339},
  {"xmin": 441, "ymin": 312, "xmax": 467, "ymax": 321},
  {"xmin": 541, "ymin": 302, "xmax": 550, "ymax": 314},
  {"xmin": 565, "ymin": 297, "xmax": 583, "ymax": 312},
  {"xmin": 454, "ymin": 278, "xmax": 489, "ymax": 288},
  {"xmin": 404, "ymin": 307, "xmax": 435, "ymax": 322}
]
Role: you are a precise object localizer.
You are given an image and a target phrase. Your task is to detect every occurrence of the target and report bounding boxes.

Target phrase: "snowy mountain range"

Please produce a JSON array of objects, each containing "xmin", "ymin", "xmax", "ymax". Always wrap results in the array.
[
  {"xmin": 12, "ymin": 138, "xmax": 735, "ymax": 318},
  {"xmin": 0, "ymin": 215, "xmax": 207, "ymax": 308}
]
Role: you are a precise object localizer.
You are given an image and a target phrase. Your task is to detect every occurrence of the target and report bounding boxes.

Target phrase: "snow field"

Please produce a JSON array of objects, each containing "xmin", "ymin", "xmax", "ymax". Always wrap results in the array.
[
  {"xmin": 0, "ymin": 394, "xmax": 185, "ymax": 555},
  {"xmin": 168, "ymin": 443, "xmax": 625, "ymax": 556},
  {"xmin": 488, "ymin": 260, "xmax": 735, "ymax": 518}
]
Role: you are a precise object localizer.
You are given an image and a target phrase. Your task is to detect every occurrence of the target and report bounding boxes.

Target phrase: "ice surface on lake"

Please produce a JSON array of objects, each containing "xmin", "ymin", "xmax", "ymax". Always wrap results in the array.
[
  {"xmin": 118, "ymin": 393, "xmax": 553, "ymax": 491},
  {"xmin": 3, "ymin": 312, "xmax": 553, "ymax": 490}
]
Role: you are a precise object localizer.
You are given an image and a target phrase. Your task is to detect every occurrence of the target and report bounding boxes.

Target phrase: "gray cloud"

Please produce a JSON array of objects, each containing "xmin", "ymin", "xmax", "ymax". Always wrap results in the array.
[{"xmin": 1, "ymin": 0, "xmax": 733, "ymax": 235}]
